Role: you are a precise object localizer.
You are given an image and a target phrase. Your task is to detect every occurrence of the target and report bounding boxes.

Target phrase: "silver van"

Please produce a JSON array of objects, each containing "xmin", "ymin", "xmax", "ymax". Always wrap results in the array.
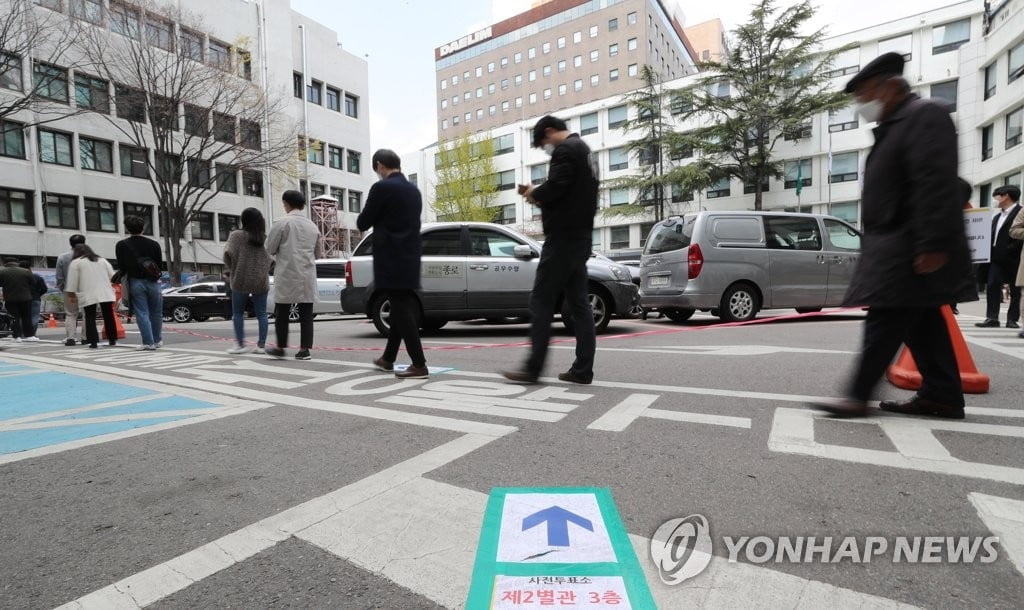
[{"xmin": 639, "ymin": 211, "xmax": 861, "ymax": 322}]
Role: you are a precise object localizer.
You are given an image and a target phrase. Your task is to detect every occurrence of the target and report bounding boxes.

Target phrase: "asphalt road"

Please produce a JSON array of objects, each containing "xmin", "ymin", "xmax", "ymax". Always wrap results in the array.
[{"xmin": 1, "ymin": 299, "xmax": 1022, "ymax": 609}]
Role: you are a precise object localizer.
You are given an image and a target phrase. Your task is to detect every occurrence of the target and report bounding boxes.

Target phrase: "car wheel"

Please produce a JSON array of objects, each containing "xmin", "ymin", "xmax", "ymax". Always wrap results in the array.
[
  {"xmin": 287, "ymin": 303, "xmax": 301, "ymax": 322},
  {"xmin": 171, "ymin": 305, "xmax": 192, "ymax": 323},
  {"xmin": 795, "ymin": 307, "xmax": 822, "ymax": 314},
  {"xmin": 563, "ymin": 286, "xmax": 611, "ymax": 334},
  {"xmin": 370, "ymin": 296, "xmax": 393, "ymax": 337},
  {"xmin": 663, "ymin": 308, "xmax": 695, "ymax": 323},
  {"xmin": 719, "ymin": 283, "xmax": 760, "ymax": 323}
]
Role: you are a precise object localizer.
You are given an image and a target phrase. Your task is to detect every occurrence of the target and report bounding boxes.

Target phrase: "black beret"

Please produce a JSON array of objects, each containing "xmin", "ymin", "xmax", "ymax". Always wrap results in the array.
[{"xmin": 844, "ymin": 52, "xmax": 905, "ymax": 94}]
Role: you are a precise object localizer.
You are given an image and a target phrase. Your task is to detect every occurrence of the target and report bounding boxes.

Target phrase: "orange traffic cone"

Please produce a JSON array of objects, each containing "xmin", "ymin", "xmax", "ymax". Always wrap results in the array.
[
  {"xmin": 47, "ymin": 314, "xmax": 57, "ymax": 328},
  {"xmin": 886, "ymin": 305, "xmax": 990, "ymax": 394}
]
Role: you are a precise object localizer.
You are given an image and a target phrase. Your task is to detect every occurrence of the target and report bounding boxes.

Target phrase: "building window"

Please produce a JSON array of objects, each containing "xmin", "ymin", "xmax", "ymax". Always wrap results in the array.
[
  {"xmin": 218, "ymin": 214, "xmax": 240, "ymax": 242},
  {"xmin": 74, "ymin": 74, "xmax": 109, "ymax": 113},
  {"xmin": 932, "ymin": 19, "xmax": 970, "ymax": 54},
  {"xmin": 33, "ymin": 62, "xmax": 68, "ymax": 103},
  {"xmin": 610, "ymin": 226, "xmax": 629, "ymax": 250},
  {"xmin": 242, "ymin": 170, "xmax": 263, "ymax": 197},
  {"xmin": 310, "ymin": 183, "xmax": 326, "ymax": 199},
  {"xmin": 608, "ymin": 105, "xmax": 627, "ymax": 129},
  {"xmin": 38, "ymin": 128, "xmax": 73, "ymax": 166},
  {"xmin": 208, "ymin": 39, "xmax": 231, "ymax": 70},
  {"xmin": 671, "ymin": 184, "xmax": 694, "ymax": 202},
  {"xmin": 120, "ymin": 145, "xmax": 148, "ymax": 178},
  {"xmin": 184, "ymin": 104, "xmax": 208, "ymax": 137},
  {"xmin": 557, "ymin": 37, "xmax": 566, "ymax": 49},
  {"xmin": 123, "ymin": 202, "xmax": 153, "ymax": 234},
  {"xmin": 180, "ymin": 28, "xmax": 203, "ymax": 61},
  {"xmin": 590, "ymin": 50, "xmax": 599, "ymax": 62},
  {"xmin": 115, "ymin": 84, "xmax": 145, "ymax": 122},
  {"xmin": 1009, "ymin": 40, "xmax": 1024, "ymax": 83},
  {"xmin": 706, "ymin": 177, "xmax": 731, "ymax": 198},
  {"xmin": 329, "ymin": 187, "xmax": 345, "ymax": 209},
  {"xmin": 493, "ymin": 204, "xmax": 516, "ymax": 225},
  {"xmin": 984, "ymin": 63, "xmax": 997, "ymax": 99},
  {"xmin": 293, "ymin": 72, "xmax": 302, "ymax": 98},
  {"xmin": 348, "ymin": 190, "xmax": 362, "ymax": 213},
  {"xmin": 110, "ymin": 1, "xmax": 141, "ymax": 39},
  {"xmin": 501, "ymin": 57, "xmax": 508, "ymax": 68},
  {"xmin": 609, "ymin": 187, "xmax": 629, "ymax": 206},
  {"xmin": 216, "ymin": 164, "xmax": 237, "ymax": 192},
  {"xmin": 591, "ymin": 74, "xmax": 599, "ymax": 87},
  {"xmin": 784, "ymin": 159, "xmax": 813, "ymax": 189},
  {"xmin": 825, "ymin": 47, "xmax": 859, "ymax": 78},
  {"xmin": 572, "ymin": 31, "xmax": 582, "ymax": 44},
  {"xmin": 213, "ymin": 113, "xmax": 235, "ymax": 144},
  {"xmin": 0, "ymin": 188, "xmax": 33, "ymax": 225},
  {"xmin": 476, "ymin": 108, "xmax": 483, "ymax": 119},
  {"xmin": 930, "ymin": 79, "xmax": 958, "ymax": 112},
  {"xmin": 493, "ymin": 169, "xmax": 515, "ymax": 191},
  {"xmin": 628, "ymin": 64, "xmax": 638, "ymax": 77},
  {"xmin": 783, "ymin": 121, "xmax": 812, "ymax": 141},
  {"xmin": 328, "ymin": 145, "xmax": 343, "ymax": 169},
  {"xmin": 146, "ymin": 16, "xmax": 174, "ymax": 51},
  {"xmin": 188, "ymin": 158, "xmax": 211, "ymax": 189},
  {"xmin": 669, "ymin": 139, "xmax": 693, "ymax": 160},
  {"xmin": 627, "ymin": 38, "xmax": 638, "ymax": 51},
  {"xmin": 191, "ymin": 212, "xmax": 214, "ymax": 240},
  {"xmin": 627, "ymin": 11, "xmax": 637, "ymax": 25},
  {"xmin": 307, "ymin": 79, "xmax": 322, "ymax": 105},
  {"xmin": 574, "ymin": 79, "xmax": 583, "ymax": 91},
  {"xmin": 609, "ymin": 146, "xmax": 628, "ymax": 171},
  {"xmin": 44, "ymin": 193, "xmax": 78, "ymax": 229},
  {"xmin": 307, "ymin": 139, "xmax": 324, "ymax": 165},
  {"xmin": 151, "ymin": 95, "xmax": 178, "ymax": 131},
  {"xmin": 829, "ymin": 152, "xmax": 858, "ymax": 183},
  {"xmin": 84, "ymin": 198, "xmax": 117, "ymax": 232},
  {"xmin": 609, "ymin": 43, "xmax": 618, "ymax": 57},
  {"xmin": 240, "ymin": 119, "xmax": 260, "ymax": 151},
  {"xmin": 708, "ymin": 81, "xmax": 730, "ymax": 97},
  {"xmin": 590, "ymin": 25, "xmax": 598, "ymax": 38},
  {"xmin": 981, "ymin": 124, "xmax": 993, "ymax": 161},
  {"xmin": 344, "ymin": 93, "xmax": 358, "ymax": 118},
  {"xmin": 492, "ymin": 133, "xmax": 514, "ymax": 154},
  {"xmin": 155, "ymin": 152, "xmax": 181, "ymax": 183},
  {"xmin": 70, "ymin": 0, "xmax": 103, "ymax": 25},
  {"xmin": 580, "ymin": 112, "xmax": 598, "ymax": 135},
  {"xmin": 528, "ymin": 47, "xmax": 536, "ymax": 59},
  {"xmin": 829, "ymin": 105, "xmax": 858, "ymax": 132},
  {"xmin": 514, "ymin": 52, "xmax": 521, "ymax": 64},
  {"xmin": 543, "ymin": 88, "xmax": 551, "ymax": 100},
  {"xmin": 80, "ymin": 136, "xmax": 113, "ymax": 172},
  {"xmin": 1007, "ymin": 106, "xmax": 1023, "ymax": 149},
  {"xmin": 489, "ymin": 104, "xmax": 496, "ymax": 115},
  {"xmin": 347, "ymin": 150, "xmax": 361, "ymax": 173},
  {"xmin": 502, "ymin": 100, "xmax": 510, "ymax": 111},
  {"xmin": 0, "ymin": 52, "xmax": 22, "ymax": 91},
  {"xmin": 609, "ymin": 17, "xmax": 618, "ymax": 31},
  {"xmin": 0, "ymin": 120, "xmax": 25, "ymax": 159},
  {"xmin": 531, "ymin": 164, "xmax": 547, "ymax": 185},
  {"xmin": 878, "ymin": 33, "xmax": 912, "ymax": 60},
  {"xmin": 542, "ymin": 42, "xmax": 550, "ymax": 54}
]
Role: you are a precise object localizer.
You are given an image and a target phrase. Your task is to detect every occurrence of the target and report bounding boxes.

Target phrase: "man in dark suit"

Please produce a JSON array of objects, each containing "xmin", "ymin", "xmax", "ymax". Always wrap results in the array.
[
  {"xmin": 975, "ymin": 185, "xmax": 1021, "ymax": 328},
  {"xmin": 502, "ymin": 115, "xmax": 599, "ymax": 384},
  {"xmin": 357, "ymin": 149, "xmax": 428, "ymax": 379},
  {"xmin": 812, "ymin": 53, "xmax": 973, "ymax": 419}
]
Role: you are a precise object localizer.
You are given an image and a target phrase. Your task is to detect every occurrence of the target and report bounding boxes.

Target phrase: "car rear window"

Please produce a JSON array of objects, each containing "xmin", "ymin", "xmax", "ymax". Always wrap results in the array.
[
  {"xmin": 316, "ymin": 263, "xmax": 346, "ymax": 278},
  {"xmin": 353, "ymin": 234, "xmax": 373, "ymax": 256},
  {"xmin": 644, "ymin": 216, "xmax": 694, "ymax": 254}
]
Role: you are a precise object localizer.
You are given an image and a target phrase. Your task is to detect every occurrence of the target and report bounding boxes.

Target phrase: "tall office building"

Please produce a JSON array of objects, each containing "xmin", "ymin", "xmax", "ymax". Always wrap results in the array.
[{"xmin": 433, "ymin": 0, "xmax": 698, "ymax": 139}]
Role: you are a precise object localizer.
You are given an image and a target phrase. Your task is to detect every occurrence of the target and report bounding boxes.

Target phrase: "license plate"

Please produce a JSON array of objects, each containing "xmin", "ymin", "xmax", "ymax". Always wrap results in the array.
[{"xmin": 649, "ymin": 275, "xmax": 670, "ymax": 287}]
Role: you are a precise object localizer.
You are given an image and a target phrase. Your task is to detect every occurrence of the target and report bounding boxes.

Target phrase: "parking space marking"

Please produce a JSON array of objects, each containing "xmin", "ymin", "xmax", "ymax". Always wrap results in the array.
[
  {"xmin": 970, "ymin": 493, "xmax": 1024, "ymax": 577},
  {"xmin": 589, "ymin": 394, "xmax": 752, "ymax": 432}
]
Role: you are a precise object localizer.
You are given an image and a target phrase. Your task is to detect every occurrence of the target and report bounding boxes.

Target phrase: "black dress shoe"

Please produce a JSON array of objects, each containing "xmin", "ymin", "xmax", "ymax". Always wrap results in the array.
[
  {"xmin": 879, "ymin": 395, "xmax": 965, "ymax": 419},
  {"xmin": 557, "ymin": 370, "xmax": 593, "ymax": 385},
  {"xmin": 811, "ymin": 399, "xmax": 868, "ymax": 418},
  {"xmin": 1007, "ymin": 321, "xmax": 1020, "ymax": 329},
  {"xmin": 501, "ymin": 369, "xmax": 540, "ymax": 383},
  {"xmin": 974, "ymin": 319, "xmax": 1000, "ymax": 328}
]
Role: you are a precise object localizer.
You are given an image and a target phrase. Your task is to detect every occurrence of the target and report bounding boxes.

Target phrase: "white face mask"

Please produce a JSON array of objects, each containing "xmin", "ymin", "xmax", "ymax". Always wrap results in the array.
[
  {"xmin": 856, "ymin": 99, "xmax": 884, "ymax": 123},
  {"xmin": 542, "ymin": 143, "xmax": 555, "ymax": 156}
]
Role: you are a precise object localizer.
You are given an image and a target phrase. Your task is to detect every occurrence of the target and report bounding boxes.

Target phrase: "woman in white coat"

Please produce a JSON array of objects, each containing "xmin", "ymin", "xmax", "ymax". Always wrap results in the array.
[{"xmin": 66, "ymin": 244, "xmax": 117, "ymax": 348}]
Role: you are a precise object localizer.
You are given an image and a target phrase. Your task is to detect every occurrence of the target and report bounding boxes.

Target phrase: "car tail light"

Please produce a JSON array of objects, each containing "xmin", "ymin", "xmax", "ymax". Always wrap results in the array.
[
  {"xmin": 345, "ymin": 260, "xmax": 353, "ymax": 287},
  {"xmin": 687, "ymin": 243, "xmax": 704, "ymax": 279}
]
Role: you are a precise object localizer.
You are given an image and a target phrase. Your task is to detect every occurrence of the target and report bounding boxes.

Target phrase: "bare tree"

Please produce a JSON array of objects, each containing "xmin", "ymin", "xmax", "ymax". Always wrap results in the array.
[
  {"xmin": 0, "ymin": 0, "xmax": 85, "ymax": 124},
  {"xmin": 76, "ymin": 0, "xmax": 299, "ymax": 283}
]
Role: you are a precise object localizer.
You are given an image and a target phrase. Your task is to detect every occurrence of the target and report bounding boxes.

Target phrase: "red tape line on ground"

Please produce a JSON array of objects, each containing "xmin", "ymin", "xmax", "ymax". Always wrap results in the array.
[{"xmin": 163, "ymin": 308, "xmax": 864, "ymax": 353}]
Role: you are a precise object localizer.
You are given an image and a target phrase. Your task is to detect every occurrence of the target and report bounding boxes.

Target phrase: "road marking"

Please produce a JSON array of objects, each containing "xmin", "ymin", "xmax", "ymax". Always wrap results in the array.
[
  {"xmin": 644, "ymin": 408, "xmax": 752, "ymax": 429},
  {"xmin": 969, "ymin": 493, "xmax": 1024, "ymax": 577},
  {"xmin": 0, "ymin": 394, "xmax": 173, "ymax": 426},
  {"xmin": 554, "ymin": 344, "xmax": 856, "ymax": 356},
  {"xmin": 381, "ymin": 395, "xmax": 565, "ymax": 422},
  {"xmin": 588, "ymin": 394, "xmax": 752, "ymax": 432},
  {"xmin": 769, "ymin": 408, "xmax": 1024, "ymax": 485}
]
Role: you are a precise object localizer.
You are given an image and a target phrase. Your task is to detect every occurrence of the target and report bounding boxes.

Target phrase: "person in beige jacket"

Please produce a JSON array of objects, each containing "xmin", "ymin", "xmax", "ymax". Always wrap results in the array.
[
  {"xmin": 66, "ymin": 244, "xmax": 117, "ymax": 348},
  {"xmin": 1009, "ymin": 195, "xmax": 1024, "ymax": 338}
]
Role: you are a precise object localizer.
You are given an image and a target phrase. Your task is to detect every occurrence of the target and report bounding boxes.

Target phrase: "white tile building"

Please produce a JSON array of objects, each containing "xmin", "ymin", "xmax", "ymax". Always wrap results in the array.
[
  {"xmin": 0, "ymin": 0, "xmax": 372, "ymax": 272},
  {"xmin": 408, "ymin": 0, "xmax": 1022, "ymax": 259}
]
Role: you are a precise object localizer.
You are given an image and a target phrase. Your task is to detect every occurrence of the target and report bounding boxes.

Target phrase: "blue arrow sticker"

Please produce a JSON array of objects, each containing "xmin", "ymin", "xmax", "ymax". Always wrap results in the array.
[{"xmin": 522, "ymin": 505, "xmax": 594, "ymax": 547}]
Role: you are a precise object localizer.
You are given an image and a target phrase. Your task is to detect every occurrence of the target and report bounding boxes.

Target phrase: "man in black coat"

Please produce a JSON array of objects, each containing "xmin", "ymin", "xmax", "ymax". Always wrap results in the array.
[
  {"xmin": 502, "ymin": 115, "xmax": 599, "ymax": 384},
  {"xmin": 357, "ymin": 149, "xmax": 428, "ymax": 379},
  {"xmin": 814, "ymin": 52, "xmax": 973, "ymax": 419},
  {"xmin": 975, "ymin": 185, "xmax": 1021, "ymax": 328}
]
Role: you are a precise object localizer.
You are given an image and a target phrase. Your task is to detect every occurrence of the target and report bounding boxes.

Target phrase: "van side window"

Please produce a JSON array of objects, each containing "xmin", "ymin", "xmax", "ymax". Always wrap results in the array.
[
  {"xmin": 764, "ymin": 217, "xmax": 822, "ymax": 251},
  {"xmin": 421, "ymin": 229, "xmax": 465, "ymax": 256},
  {"xmin": 468, "ymin": 229, "xmax": 521, "ymax": 257},
  {"xmin": 316, "ymin": 263, "xmax": 345, "ymax": 278},
  {"xmin": 823, "ymin": 219, "xmax": 860, "ymax": 251}
]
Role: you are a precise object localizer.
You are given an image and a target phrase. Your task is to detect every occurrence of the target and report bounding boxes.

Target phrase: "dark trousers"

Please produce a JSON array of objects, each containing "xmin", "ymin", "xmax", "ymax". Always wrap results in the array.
[
  {"xmin": 83, "ymin": 302, "xmax": 117, "ymax": 347},
  {"xmin": 382, "ymin": 290, "xmax": 426, "ymax": 367},
  {"xmin": 7, "ymin": 301, "xmax": 35, "ymax": 338},
  {"xmin": 274, "ymin": 303, "xmax": 313, "ymax": 350},
  {"xmin": 525, "ymin": 235, "xmax": 596, "ymax": 377},
  {"xmin": 848, "ymin": 307, "xmax": 963, "ymax": 407},
  {"xmin": 985, "ymin": 262, "xmax": 1021, "ymax": 322}
]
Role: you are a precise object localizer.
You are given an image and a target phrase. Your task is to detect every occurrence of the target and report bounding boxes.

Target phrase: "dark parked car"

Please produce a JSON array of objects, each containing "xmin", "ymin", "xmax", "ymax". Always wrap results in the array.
[{"xmin": 162, "ymin": 282, "xmax": 233, "ymax": 323}]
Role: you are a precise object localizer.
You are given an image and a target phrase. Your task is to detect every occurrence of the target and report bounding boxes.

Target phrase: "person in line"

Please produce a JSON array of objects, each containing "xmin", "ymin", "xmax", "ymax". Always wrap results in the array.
[
  {"xmin": 501, "ymin": 115, "xmax": 599, "ymax": 385},
  {"xmin": 223, "ymin": 207, "xmax": 272, "ymax": 354},
  {"xmin": 265, "ymin": 190, "xmax": 322, "ymax": 360},
  {"xmin": 0, "ymin": 258, "xmax": 38, "ymax": 342},
  {"xmin": 812, "ymin": 53, "xmax": 974, "ymax": 420},
  {"xmin": 19, "ymin": 261, "xmax": 48, "ymax": 336},
  {"xmin": 55, "ymin": 234, "xmax": 86, "ymax": 345},
  {"xmin": 1008, "ymin": 188, "xmax": 1024, "ymax": 339},
  {"xmin": 975, "ymin": 185, "xmax": 1021, "ymax": 329},
  {"xmin": 115, "ymin": 216, "xmax": 164, "ymax": 351},
  {"xmin": 66, "ymin": 244, "xmax": 117, "ymax": 349},
  {"xmin": 356, "ymin": 149, "xmax": 429, "ymax": 379}
]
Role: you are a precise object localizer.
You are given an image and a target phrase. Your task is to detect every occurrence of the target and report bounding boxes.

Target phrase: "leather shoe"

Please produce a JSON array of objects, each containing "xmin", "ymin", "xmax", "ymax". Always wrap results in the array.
[
  {"xmin": 811, "ymin": 399, "xmax": 868, "ymax": 418},
  {"xmin": 395, "ymin": 364, "xmax": 429, "ymax": 379},
  {"xmin": 879, "ymin": 395, "xmax": 964, "ymax": 419},
  {"xmin": 974, "ymin": 319, "xmax": 1000, "ymax": 328},
  {"xmin": 373, "ymin": 356, "xmax": 394, "ymax": 372},
  {"xmin": 1007, "ymin": 321, "xmax": 1020, "ymax": 329},
  {"xmin": 558, "ymin": 370, "xmax": 593, "ymax": 384},
  {"xmin": 501, "ymin": 369, "xmax": 539, "ymax": 383}
]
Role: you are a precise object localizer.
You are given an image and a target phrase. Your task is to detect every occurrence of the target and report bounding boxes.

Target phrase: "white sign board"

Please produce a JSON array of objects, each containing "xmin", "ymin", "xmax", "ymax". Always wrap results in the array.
[
  {"xmin": 964, "ymin": 208, "xmax": 994, "ymax": 263},
  {"xmin": 496, "ymin": 493, "xmax": 616, "ymax": 563}
]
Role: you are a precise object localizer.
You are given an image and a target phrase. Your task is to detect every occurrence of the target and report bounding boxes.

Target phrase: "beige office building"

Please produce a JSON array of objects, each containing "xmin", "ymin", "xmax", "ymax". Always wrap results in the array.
[{"xmin": 433, "ymin": 0, "xmax": 699, "ymax": 139}]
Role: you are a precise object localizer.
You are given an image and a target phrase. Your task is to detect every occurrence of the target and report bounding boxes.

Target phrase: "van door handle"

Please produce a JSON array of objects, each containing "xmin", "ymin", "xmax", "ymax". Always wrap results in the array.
[
  {"xmin": 817, "ymin": 255, "xmax": 827, "ymax": 265},
  {"xmin": 470, "ymin": 264, "xmax": 489, "ymax": 270}
]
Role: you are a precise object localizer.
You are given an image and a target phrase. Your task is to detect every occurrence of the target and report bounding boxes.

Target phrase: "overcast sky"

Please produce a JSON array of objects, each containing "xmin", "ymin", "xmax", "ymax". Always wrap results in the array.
[{"xmin": 289, "ymin": 0, "xmax": 966, "ymax": 157}]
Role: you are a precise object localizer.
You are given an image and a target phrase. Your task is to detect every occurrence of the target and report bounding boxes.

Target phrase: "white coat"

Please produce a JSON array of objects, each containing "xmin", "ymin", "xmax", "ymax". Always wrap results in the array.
[
  {"xmin": 266, "ymin": 210, "xmax": 322, "ymax": 303},
  {"xmin": 66, "ymin": 258, "xmax": 115, "ymax": 308}
]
